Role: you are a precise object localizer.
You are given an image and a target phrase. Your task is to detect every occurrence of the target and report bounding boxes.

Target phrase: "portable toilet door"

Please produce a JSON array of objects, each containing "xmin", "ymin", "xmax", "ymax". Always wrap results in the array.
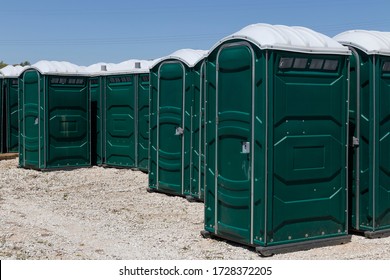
[
  {"xmin": 202, "ymin": 23, "xmax": 351, "ymax": 256},
  {"xmin": 103, "ymin": 73, "xmax": 136, "ymax": 167},
  {"xmin": 149, "ymin": 49, "xmax": 207, "ymax": 198},
  {"xmin": 189, "ymin": 60, "xmax": 206, "ymax": 201},
  {"xmin": 19, "ymin": 68, "xmax": 43, "ymax": 168},
  {"xmin": 19, "ymin": 61, "xmax": 90, "ymax": 170},
  {"xmin": 335, "ymin": 30, "xmax": 390, "ymax": 238}
]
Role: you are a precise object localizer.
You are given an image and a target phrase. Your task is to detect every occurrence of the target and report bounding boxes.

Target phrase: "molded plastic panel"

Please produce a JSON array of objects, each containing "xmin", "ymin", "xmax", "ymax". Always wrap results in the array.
[
  {"xmin": 104, "ymin": 75, "xmax": 135, "ymax": 167},
  {"xmin": 272, "ymin": 59, "xmax": 347, "ymax": 242},
  {"xmin": 47, "ymin": 78, "xmax": 89, "ymax": 168}
]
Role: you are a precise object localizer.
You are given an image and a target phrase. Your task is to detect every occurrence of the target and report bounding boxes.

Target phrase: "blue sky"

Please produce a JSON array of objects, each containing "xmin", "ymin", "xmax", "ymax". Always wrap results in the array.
[{"xmin": 1, "ymin": 0, "xmax": 390, "ymax": 66}]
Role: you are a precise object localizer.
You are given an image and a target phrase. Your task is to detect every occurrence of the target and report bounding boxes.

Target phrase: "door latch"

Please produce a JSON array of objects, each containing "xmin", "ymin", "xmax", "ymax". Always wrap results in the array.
[
  {"xmin": 175, "ymin": 127, "xmax": 184, "ymax": 136},
  {"xmin": 241, "ymin": 142, "xmax": 250, "ymax": 154}
]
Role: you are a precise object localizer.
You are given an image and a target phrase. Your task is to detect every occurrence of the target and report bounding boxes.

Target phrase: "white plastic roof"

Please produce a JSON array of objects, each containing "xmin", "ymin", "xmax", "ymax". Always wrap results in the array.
[
  {"xmin": 0, "ymin": 65, "xmax": 28, "ymax": 78},
  {"xmin": 150, "ymin": 49, "xmax": 208, "ymax": 68},
  {"xmin": 26, "ymin": 60, "xmax": 88, "ymax": 75},
  {"xmin": 210, "ymin": 23, "xmax": 350, "ymax": 55},
  {"xmin": 85, "ymin": 62, "xmax": 115, "ymax": 74},
  {"xmin": 334, "ymin": 30, "xmax": 390, "ymax": 56},
  {"xmin": 86, "ymin": 59, "xmax": 153, "ymax": 75}
]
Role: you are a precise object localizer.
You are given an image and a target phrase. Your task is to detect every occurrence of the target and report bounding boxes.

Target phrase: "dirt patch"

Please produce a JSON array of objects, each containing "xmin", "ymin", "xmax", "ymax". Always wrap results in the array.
[{"xmin": 1, "ymin": 158, "xmax": 389, "ymax": 260}]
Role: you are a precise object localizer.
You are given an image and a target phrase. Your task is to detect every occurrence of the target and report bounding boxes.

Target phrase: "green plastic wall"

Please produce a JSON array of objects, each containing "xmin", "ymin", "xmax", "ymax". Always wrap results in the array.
[
  {"xmin": 91, "ymin": 73, "xmax": 150, "ymax": 170},
  {"xmin": 104, "ymin": 74, "xmax": 136, "ymax": 167},
  {"xmin": 47, "ymin": 76, "xmax": 89, "ymax": 168},
  {"xmin": 349, "ymin": 49, "xmax": 390, "ymax": 234},
  {"xmin": 19, "ymin": 70, "xmax": 90, "ymax": 169}
]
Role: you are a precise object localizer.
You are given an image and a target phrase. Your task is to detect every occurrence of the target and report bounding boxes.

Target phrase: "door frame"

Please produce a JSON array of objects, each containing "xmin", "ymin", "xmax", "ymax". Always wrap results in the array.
[{"xmin": 349, "ymin": 48, "xmax": 361, "ymax": 230}]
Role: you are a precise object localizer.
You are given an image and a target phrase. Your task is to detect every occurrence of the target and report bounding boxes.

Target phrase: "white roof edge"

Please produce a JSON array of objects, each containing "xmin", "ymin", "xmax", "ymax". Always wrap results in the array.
[
  {"xmin": 20, "ymin": 60, "xmax": 154, "ymax": 76},
  {"xmin": 22, "ymin": 60, "xmax": 89, "ymax": 76},
  {"xmin": 209, "ymin": 23, "xmax": 350, "ymax": 56},
  {"xmin": 150, "ymin": 49, "xmax": 208, "ymax": 69},
  {"xmin": 23, "ymin": 67, "xmax": 90, "ymax": 76},
  {"xmin": 86, "ymin": 59, "xmax": 153, "ymax": 75},
  {"xmin": 0, "ymin": 65, "xmax": 29, "ymax": 78},
  {"xmin": 87, "ymin": 70, "xmax": 150, "ymax": 77},
  {"xmin": 334, "ymin": 30, "xmax": 390, "ymax": 56}
]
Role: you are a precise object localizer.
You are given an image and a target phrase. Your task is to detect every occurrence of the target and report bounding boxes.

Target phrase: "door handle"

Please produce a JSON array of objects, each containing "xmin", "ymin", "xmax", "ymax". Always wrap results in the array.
[
  {"xmin": 175, "ymin": 127, "xmax": 184, "ymax": 136},
  {"xmin": 241, "ymin": 142, "xmax": 250, "ymax": 154}
]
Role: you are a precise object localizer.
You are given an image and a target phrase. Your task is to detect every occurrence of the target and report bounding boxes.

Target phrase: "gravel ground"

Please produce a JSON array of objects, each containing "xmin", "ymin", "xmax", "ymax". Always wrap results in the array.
[{"xmin": 1, "ymin": 158, "xmax": 390, "ymax": 260}]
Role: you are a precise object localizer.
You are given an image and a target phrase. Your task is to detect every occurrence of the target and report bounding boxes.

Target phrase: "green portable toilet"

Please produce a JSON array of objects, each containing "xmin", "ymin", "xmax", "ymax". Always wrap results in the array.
[
  {"xmin": 202, "ymin": 23, "xmax": 351, "ymax": 256},
  {"xmin": 0, "ymin": 65, "xmax": 27, "ymax": 153},
  {"xmin": 335, "ymin": 30, "xmax": 390, "ymax": 238},
  {"xmin": 19, "ymin": 60, "xmax": 90, "ymax": 170},
  {"xmin": 87, "ymin": 60, "xmax": 152, "ymax": 170},
  {"xmin": 149, "ymin": 49, "xmax": 207, "ymax": 200}
]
